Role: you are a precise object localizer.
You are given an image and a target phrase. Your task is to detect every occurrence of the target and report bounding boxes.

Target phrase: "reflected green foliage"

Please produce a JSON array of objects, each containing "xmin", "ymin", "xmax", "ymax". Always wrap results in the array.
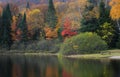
[
  {"xmin": 59, "ymin": 58, "xmax": 114, "ymax": 77},
  {"xmin": 0, "ymin": 56, "xmax": 119, "ymax": 77},
  {"xmin": 59, "ymin": 59, "xmax": 103, "ymax": 77}
]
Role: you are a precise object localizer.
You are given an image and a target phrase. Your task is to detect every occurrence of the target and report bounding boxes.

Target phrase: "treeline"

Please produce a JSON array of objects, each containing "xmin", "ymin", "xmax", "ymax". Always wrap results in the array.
[{"xmin": 0, "ymin": 0, "xmax": 120, "ymax": 53}]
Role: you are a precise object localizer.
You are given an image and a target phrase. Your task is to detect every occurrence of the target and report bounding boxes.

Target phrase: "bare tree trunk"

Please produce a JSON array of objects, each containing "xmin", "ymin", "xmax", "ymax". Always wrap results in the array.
[
  {"xmin": 79, "ymin": 8, "xmax": 83, "ymax": 18},
  {"xmin": 105, "ymin": 0, "xmax": 108, "ymax": 8}
]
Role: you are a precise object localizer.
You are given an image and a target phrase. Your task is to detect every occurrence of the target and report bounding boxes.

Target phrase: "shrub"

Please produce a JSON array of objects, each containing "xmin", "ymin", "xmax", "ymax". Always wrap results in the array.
[
  {"xmin": 11, "ymin": 39, "xmax": 61, "ymax": 53},
  {"xmin": 30, "ymin": 39, "xmax": 60, "ymax": 52},
  {"xmin": 59, "ymin": 32, "xmax": 108, "ymax": 55},
  {"xmin": 11, "ymin": 41, "xmax": 27, "ymax": 51}
]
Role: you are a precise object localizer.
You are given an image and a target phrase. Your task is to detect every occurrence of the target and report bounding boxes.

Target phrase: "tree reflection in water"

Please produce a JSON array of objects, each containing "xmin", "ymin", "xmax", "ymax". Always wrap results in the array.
[
  {"xmin": 110, "ymin": 60, "xmax": 120, "ymax": 77},
  {"xmin": 0, "ymin": 55, "xmax": 120, "ymax": 77}
]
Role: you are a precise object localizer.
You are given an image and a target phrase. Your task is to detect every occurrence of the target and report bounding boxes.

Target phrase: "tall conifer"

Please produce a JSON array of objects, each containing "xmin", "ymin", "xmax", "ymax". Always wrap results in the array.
[
  {"xmin": 45, "ymin": 0, "xmax": 57, "ymax": 28},
  {"xmin": 0, "ymin": 4, "xmax": 13, "ymax": 50},
  {"xmin": 80, "ymin": 2, "xmax": 98, "ymax": 32},
  {"xmin": 18, "ymin": 13, "xmax": 28, "ymax": 42}
]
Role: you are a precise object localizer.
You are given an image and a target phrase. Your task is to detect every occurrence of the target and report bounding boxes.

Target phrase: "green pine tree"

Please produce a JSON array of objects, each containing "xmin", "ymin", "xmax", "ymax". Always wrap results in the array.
[
  {"xmin": 0, "ymin": 4, "xmax": 13, "ymax": 50},
  {"xmin": 98, "ymin": 1, "xmax": 111, "ymax": 25},
  {"xmin": 45, "ymin": 0, "xmax": 57, "ymax": 28},
  {"xmin": 80, "ymin": 2, "xmax": 98, "ymax": 32},
  {"xmin": 26, "ymin": 1, "xmax": 30, "ymax": 11},
  {"xmin": 18, "ymin": 13, "xmax": 28, "ymax": 43}
]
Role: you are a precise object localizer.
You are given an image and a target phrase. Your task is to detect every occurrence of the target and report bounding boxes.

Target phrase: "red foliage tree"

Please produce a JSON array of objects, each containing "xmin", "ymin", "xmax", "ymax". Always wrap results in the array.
[{"xmin": 61, "ymin": 18, "xmax": 77, "ymax": 39}]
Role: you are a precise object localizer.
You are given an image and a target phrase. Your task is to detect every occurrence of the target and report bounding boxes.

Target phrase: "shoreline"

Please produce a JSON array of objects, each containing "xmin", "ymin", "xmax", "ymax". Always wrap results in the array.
[{"xmin": 0, "ymin": 49, "xmax": 120, "ymax": 59}]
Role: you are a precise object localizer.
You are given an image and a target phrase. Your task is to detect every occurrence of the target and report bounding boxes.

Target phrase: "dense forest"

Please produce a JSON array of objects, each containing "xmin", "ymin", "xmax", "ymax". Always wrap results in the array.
[{"xmin": 0, "ymin": 0, "xmax": 120, "ymax": 54}]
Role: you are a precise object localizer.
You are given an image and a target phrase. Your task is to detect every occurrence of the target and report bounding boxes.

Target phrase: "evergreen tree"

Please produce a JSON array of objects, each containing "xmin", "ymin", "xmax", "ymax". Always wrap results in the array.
[
  {"xmin": 80, "ymin": 2, "xmax": 98, "ymax": 32},
  {"xmin": 45, "ymin": 0, "xmax": 57, "ymax": 28},
  {"xmin": 58, "ymin": 28, "xmax": 63, "ymax": 41},
  {"xmin": 98, "ymin": 1, "xmax": 111, "ymax": 25},
  {"xmin": 18, "ymin": 13, "xmax": 28, "ymax": 43},
  {"xmin": 0, "ymin": 4, "xmax": 13, "ymax": 50},
  {"xmin": 26, "ymin": 2, "xmax": 30, "ymax": 9},
  {"xmin": 97, "ymin": 1, "xmax": 119, "ymax": 48}
]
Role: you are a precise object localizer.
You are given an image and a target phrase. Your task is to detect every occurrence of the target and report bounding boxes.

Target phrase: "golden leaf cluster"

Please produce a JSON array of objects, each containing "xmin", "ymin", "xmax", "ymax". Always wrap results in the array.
[{"xmin": 109, "ymin": 0, "xmax": 120, "ymax": 20}]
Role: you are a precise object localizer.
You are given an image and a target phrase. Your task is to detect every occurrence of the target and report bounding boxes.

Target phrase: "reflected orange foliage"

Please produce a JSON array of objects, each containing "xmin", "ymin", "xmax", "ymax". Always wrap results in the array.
[
  {"xmin": 12, "ymin": 64, "xmax": 22, "ymax": 77},
  {"xmin": 28, "ymin": 68, "xmax": 35, "ymax": 77},
  {"xmin": 45, "ymin": 65, "xmax": 59, "ymax": 77},
  {"xmin": 46, "ymin": 66, "xmax": 53, "ymax": 77}
]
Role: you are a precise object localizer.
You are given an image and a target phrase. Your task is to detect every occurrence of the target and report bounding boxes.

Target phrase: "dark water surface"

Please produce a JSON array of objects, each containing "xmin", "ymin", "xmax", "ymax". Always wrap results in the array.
[{"xmin": 0, "ymin": 55, "xmax": 120, "ymax": 77}]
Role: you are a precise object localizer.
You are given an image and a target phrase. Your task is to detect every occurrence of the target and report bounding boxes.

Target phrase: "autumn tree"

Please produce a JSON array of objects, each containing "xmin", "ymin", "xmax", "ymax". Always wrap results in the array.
[
  {"xmin": 61, "ymin": 13, "xmax": 80, "ymax": 30},
  {"xmin": 0, "ymin": 4, "xmax": 13, "ymax": 50},
  {"xmin": 27, "ymin": 9, "xmax": 45, "ymax": 40},
  {"xmin": 67, "ymin": 0, "xmax": 88, "ymax": 18},
  {"xmin": 9, "ymin": 3, "xmax": 19, "ymax": 16},
  {"xmin": 44, "ymin": 26, "xmax": 59, "ymax": 39},
  {"xmin": 11, "ymin": 16, "xmax": 17, "ymax": 41},
  {"xmin": 45, "ymin": 0, "xmax": 58, "ymax": 28},
  {"xmin": 61, "ymin": 18, "xmax": 77, "ymax": 39},
  {"xmin": 109, "ymin": 0, "xmax": 120, "ymax": 30}
]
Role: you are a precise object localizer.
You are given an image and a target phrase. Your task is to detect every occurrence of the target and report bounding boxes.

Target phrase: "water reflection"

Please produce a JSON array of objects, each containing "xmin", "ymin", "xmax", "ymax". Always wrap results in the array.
[
  {"xmin": 110, "ymin": 60, "xmax": 120, "ymax": 77},
  {"xmin": 0, "ymin": 55, "xmax": 120, "ymax": 77}
]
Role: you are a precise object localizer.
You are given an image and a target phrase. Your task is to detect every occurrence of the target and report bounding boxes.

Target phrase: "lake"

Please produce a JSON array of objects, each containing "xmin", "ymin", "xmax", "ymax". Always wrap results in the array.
[{"xmin": 0, "ymin": 55, "xmax": 120, "ymax": 77}]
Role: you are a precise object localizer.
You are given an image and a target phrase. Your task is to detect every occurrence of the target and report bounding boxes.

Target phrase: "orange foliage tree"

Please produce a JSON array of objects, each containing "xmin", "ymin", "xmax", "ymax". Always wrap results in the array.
[
  {"xmin": 11, "ymin": 16, "xmax": 17, "ymax": 41},
  {"xmin": 109, "ymin": 0, "xmax": 120, "ymax": 29},
  {"xmin": 44, "ymin": 26, "xmax": 59, "ymax": 39}
]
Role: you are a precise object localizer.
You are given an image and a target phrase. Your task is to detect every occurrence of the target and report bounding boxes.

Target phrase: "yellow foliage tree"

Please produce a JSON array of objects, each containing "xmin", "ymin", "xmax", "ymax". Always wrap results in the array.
[
  {"xmin": 27, "ymin": 9, "xmax": 44, "ymax": 29},
  {"xmin": 109, "ymin": 0, "xmax": 120, "ymax": 20},
  {"xmin": 109, "ymin": 0, "xmax": 120, "ymax": 29}
]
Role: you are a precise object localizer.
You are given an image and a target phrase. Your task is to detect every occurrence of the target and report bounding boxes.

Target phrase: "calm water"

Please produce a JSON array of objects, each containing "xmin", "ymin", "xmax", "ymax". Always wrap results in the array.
[{"xmin": 0, "ymin": 55, "xmax": 120, "ymax": 77}]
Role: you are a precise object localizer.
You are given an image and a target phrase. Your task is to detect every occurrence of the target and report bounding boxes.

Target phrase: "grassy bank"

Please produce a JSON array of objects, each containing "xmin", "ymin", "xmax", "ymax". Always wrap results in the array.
[
  {"xmin": 0, "ymin": 50, "xmax": 58, "ymax": 56},
  {"xmin": 64, "ymin": 49, "xmax": 120, "ymax": 59},
  {"xmin": 0, "ymin": 49, "xmax": 120, "ymax": 59}
]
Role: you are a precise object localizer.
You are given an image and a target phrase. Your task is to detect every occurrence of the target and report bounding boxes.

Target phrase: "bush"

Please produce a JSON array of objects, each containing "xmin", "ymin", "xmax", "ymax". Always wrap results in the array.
[
  {"xmin": 27, "ymin": 39, "xmax": 60, "ymax": 52},
  {"xmin": 59, "ymin": 32, "xmax": 108, "ymax": 55},
  {"xmin": 11, "ymin": 39, "xmax": 61, "ymax": 53}
]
